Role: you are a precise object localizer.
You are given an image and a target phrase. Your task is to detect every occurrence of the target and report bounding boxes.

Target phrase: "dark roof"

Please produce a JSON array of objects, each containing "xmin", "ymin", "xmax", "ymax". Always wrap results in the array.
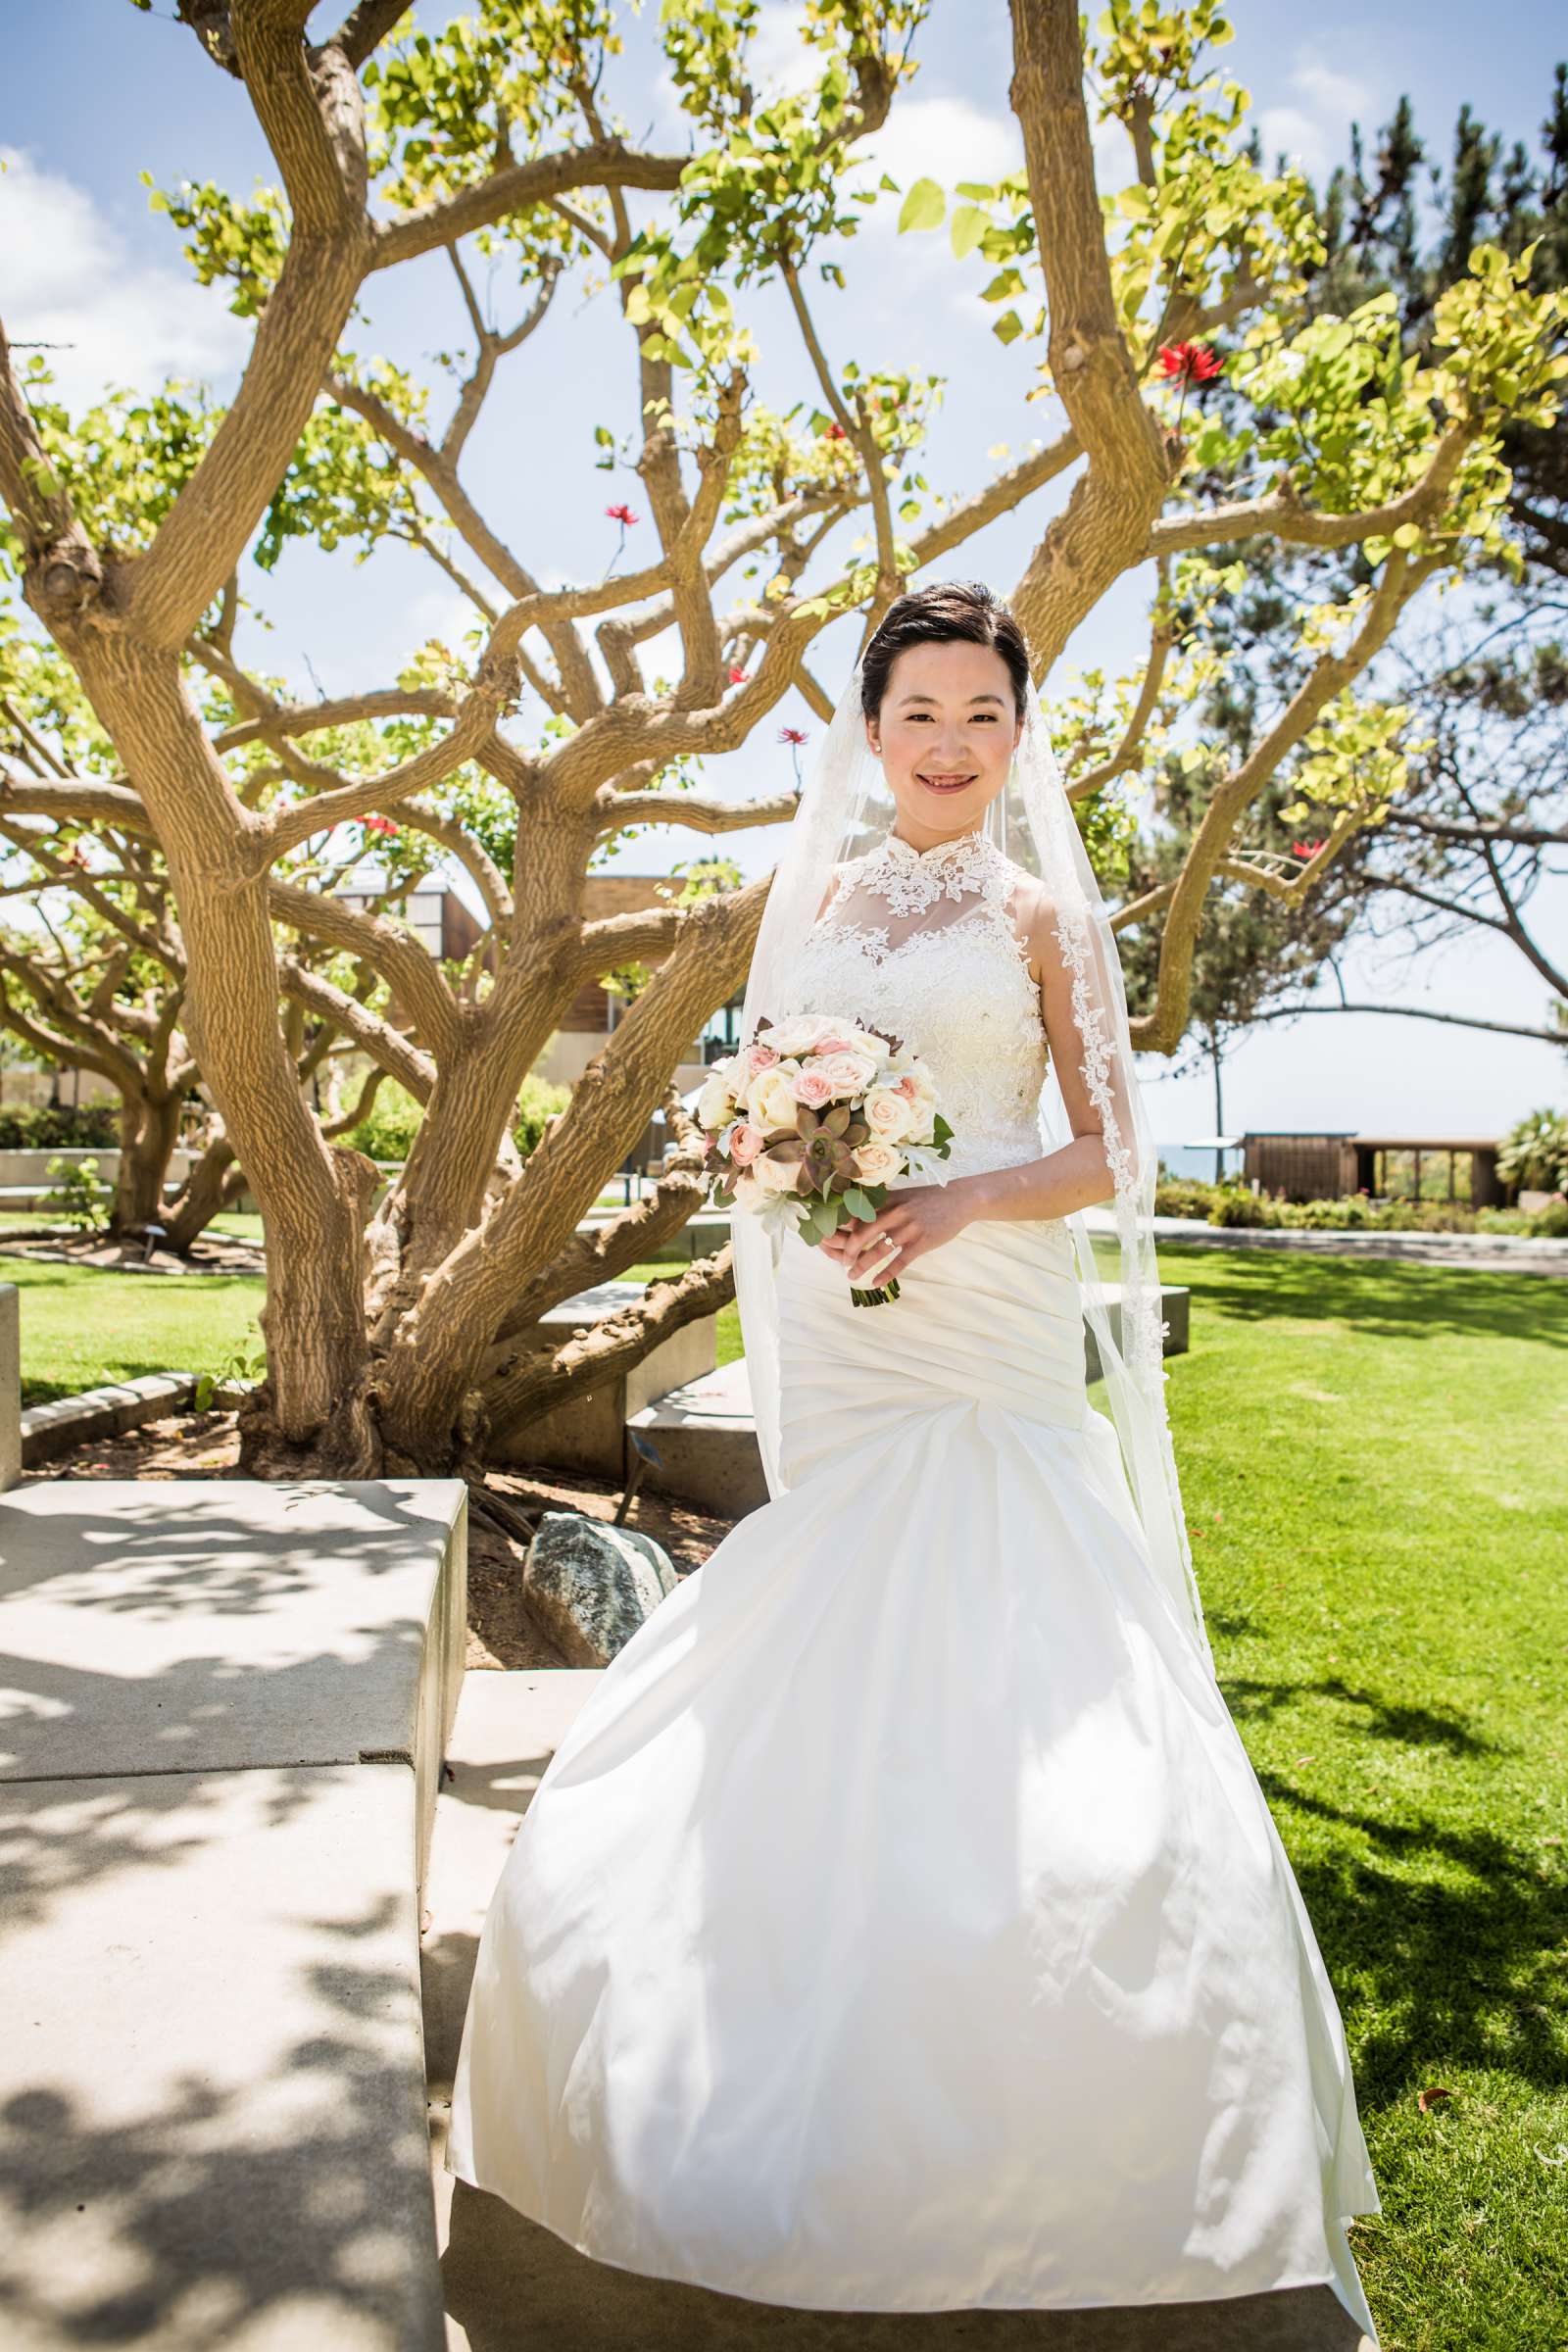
[{"xmin": 1243, "ymin": 1131, "xmax": 1498, "ymax": 1150}]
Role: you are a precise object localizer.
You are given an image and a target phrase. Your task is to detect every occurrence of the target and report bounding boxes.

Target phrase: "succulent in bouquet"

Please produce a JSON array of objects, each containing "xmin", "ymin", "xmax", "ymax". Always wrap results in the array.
[{"xmin": 699, "ymin": 1012, "xmax": 953, "ymax": 1305}]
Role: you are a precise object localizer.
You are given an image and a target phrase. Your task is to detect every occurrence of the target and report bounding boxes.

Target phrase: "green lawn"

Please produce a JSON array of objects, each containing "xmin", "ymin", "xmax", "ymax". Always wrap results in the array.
[
  {"xmin": 4, "ymin": 1237, "xmax": 1563, "ymax": 2344},
  {"xmin": 1150, "ymin": 1247, "xmax": 1568, "ymax": 2352},
  {"xmin": 6, "ymin": 1256, "xmax": 264, "ymax": 1404}
]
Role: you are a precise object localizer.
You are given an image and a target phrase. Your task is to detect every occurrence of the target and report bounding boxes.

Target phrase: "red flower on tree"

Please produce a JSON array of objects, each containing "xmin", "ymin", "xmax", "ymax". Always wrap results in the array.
[
  {"xmin": 1156, "ymin": 342, "xmax": 1223, "ymax": 385},
  {"xmin": 605, "ymin": 502, "xmax": 640, "ymax": 525},
  {"xmin": 1291, "ymin": 837, "xmax": 1327, "ymax": 859},
  {"xmin": 823, "ymin": 421, "xmax": 847, "ymax": 441},
  {"xmin": 778, "ymin": 723, "xmax": 808, "ymax": 796},
  {"xmin": 365, "ymin": 814, "xmax": 398, "ymax": 837},
  {"xmin": 727, "ymin": 665, "xmax": 748, "ymax": 684}
]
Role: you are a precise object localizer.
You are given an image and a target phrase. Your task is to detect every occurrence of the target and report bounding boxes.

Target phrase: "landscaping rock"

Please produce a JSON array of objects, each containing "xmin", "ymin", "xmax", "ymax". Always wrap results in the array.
[{"xmin": 522, "ymin": 1510, "xmax": 677, "ymax": 1666}]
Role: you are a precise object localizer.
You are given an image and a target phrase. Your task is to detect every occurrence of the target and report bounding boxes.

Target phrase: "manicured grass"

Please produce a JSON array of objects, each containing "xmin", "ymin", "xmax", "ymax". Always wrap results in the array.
[
  {"xmin": 5, "ymin": 1256, "xmax": 264, "ymax": 1405},
  {"xmin": 1151, "ymin": 1247, "xmax": 1568, "ymax": 2352},
  {"xmin": 6, "ymin": 1232, "xmax": 1561, "ymax": 2343}
]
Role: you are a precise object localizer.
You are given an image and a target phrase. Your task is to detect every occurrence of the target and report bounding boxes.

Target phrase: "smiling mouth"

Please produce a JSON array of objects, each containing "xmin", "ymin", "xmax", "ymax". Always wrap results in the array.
[{"xmin": 918, "ymin": 773, "xmax": 976, "ymax": 789}]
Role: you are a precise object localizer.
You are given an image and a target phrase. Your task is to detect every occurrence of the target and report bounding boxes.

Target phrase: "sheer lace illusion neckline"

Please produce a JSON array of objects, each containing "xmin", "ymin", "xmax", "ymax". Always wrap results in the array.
[{"xmin": 858, "ymin": 825, "xmax": 1005, "ymax": 908}]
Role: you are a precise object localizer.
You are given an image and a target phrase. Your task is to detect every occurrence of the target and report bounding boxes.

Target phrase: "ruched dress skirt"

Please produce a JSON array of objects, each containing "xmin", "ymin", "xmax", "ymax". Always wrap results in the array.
[{"xmin": 446, "ymin": 1212, "xmax": 1381, "ymax": 2339}]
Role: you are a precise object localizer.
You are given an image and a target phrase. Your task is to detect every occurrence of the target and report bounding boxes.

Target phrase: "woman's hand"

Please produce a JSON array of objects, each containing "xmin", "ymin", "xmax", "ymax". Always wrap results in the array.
[{"xmin": 815, "ymin": 1180, "xmax": 973, "ymax": 1284}]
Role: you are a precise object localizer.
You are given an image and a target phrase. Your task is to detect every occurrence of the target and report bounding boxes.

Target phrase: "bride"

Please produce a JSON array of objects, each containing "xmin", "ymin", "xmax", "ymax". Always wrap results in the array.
[{"xmin": 445, "ymin": 581, "xmax": 1382, "ymax": 2342}]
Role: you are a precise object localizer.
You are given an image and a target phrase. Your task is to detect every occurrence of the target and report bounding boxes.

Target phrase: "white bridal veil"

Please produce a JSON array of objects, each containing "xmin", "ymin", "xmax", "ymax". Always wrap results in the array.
[{"xmin": 731, "ymin": 648, "xmax": 1216, "ymax": 1677}]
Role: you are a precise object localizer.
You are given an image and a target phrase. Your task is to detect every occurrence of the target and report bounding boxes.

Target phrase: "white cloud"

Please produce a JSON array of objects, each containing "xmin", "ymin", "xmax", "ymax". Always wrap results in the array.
[
  {"xmin": 847, "ymin": 94, "xmax": 1022, "ymax": 227},
  {"xmin": 1257, "ymin": 58, "xmax": 1376, "ymax": 179},
  {"xmin": 746, "ymin": 3, "xmax": 832, "ymax": 101},
  {"xmin": 0, "ymin": 144, "xmax": 248, "ymax": 411}
]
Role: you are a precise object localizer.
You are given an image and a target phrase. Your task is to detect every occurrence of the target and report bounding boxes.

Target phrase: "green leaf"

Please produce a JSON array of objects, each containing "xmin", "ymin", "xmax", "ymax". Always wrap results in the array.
[
  {"xmin": 898, "ymin": 177, "xmax": 947, "ymax": 234},
  {"xmin": 950, "ymin": 203, "xmax": 990, "ymax": 260}
]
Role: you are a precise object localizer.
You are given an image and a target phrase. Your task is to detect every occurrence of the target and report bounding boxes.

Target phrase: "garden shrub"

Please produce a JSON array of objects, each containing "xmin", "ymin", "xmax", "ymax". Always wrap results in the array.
[
  {"xmin": 1154, "ymin": 1177, "xmax": 1220, "ymax": 1218},
  {"xmin": 514, "ymin": 1073, "xmax": 571, "ymax": 1158},
  {"xmin": 1208, "ymin": 1185, "xmax": 1267, "ymax": 1227},
  {"xmin": 42, "ymin": 1154, "xmax": 111, "ymax": 1232},
  {"xmin": 0, "ymin": 1103, "xmax": 119, "ymax": 1151},
  {"xmin": 342, "ymin": 1072, "xmax": 572, "ymax": 1165}
]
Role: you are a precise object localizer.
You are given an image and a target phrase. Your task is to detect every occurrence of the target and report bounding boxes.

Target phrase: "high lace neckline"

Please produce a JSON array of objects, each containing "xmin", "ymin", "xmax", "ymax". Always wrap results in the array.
[{"xmin": 877, "ymin": 825, "xmax": 996, "ymax": 870}]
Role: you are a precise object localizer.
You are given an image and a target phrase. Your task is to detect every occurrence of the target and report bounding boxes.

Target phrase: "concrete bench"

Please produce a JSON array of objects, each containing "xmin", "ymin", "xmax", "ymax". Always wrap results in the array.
[
  {"xmin": 0, "ymin": 1476, "xmax": 466, "ymax": 2351},
  {"xmin": 494, "ymin": 1278, "xmax": 715, "ymax": 1477}
]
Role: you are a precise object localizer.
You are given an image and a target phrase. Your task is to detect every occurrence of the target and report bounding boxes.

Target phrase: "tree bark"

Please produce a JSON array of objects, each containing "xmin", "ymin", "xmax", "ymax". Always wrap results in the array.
[{"xmin": 113, "ymin": 1088, "xmax": 183, "ymax": 1235}]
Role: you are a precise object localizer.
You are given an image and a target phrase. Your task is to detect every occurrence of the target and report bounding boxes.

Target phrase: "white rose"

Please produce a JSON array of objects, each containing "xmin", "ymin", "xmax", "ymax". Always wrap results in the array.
[
  {"xmin": 697, "ymin": 1074, "xmax": 736, "ymax": 1131},
  {"xmin": 752, "ymin": 1147, "xmax": 805, "ymax": 1195},
  {"xmin": 853, "ymin": 1139, "xmax": 901, "ymax": 1184},
  {"xmin": 750, "ymin": 1063, "xmax": 805, "ymax": 1135},
  {"xmin": 862, "ymin": 1086, "xmax": 914, "ymax": 1143},
  {"xmin": 767, "ymin": 1014, "xmax": 838, "ymax": 1057}
]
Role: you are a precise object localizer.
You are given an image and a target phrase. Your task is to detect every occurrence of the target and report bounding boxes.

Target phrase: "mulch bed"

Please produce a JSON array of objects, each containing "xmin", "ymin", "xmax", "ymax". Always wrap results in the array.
[
  {"xmin": 22, "ymin": 1408, "xmax": 740, "ymax": 1671},
  {"xmin": 0, "ymin": 1229, "xmax": 266, "ymax": 1276}
]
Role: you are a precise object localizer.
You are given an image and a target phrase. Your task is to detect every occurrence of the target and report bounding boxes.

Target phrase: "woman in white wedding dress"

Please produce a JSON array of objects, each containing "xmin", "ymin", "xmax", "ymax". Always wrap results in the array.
[{"xmin": 446, "ymin": 584, "xmax": 1382, "ymax": 2342}]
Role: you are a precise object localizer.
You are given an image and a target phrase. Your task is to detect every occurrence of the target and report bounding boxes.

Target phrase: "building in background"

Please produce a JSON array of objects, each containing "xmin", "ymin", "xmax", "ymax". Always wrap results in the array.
[{"xmin": 1241, "ymin": 1131, "xmax": 1507, "ymax": 1207}]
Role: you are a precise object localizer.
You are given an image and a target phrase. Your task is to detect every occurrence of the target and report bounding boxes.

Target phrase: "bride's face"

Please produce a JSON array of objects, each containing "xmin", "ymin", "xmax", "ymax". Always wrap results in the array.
[{"xmin": 865, "ymin": 639, "xmax": 1024, "ymax": 846}]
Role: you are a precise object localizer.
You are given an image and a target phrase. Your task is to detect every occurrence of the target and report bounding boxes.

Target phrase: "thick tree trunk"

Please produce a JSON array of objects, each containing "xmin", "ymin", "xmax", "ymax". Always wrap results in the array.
[
  {"xmin": 63, "ymin": 632, "xmax": 375, "ymax": 1443},
  {"xmin": 112, "ymin": 1089, "xmax": 183, "ymax": 1235}
]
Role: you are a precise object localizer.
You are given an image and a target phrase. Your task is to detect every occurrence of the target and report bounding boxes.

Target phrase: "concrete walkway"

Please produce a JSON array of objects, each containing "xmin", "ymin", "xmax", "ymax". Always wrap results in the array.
[
  {"xmin": 424, "ymin": 1673, "xmax": 1372, "ymax": 2351},
  {"xmin": 0, "ymin": 1478, "xmax": 467, "ymax": 2351},
  {"xmin": 1094, "ymin": 1210, "xmax": 1568, "ymax": 1277}
]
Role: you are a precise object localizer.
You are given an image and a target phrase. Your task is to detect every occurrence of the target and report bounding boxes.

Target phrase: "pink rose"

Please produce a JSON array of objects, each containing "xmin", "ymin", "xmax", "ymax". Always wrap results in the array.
[
  {"xmin": 744, "ymin": 1042, "xmax": 780, "ymax": 1077},
  {"xmin": 728, "ymin": 1121, "xmax": 764, "ymax": 1165},
  {"xmin": 810, "ymin": 1033, "xmax": 857, "ymax": 1056},
  {"xmin": 894, "ymin": 1073, "xmax": 918, "ymax": 1099},
  {"xmin": 817, "ymin": 1049, "xmax": 880, "ymax": 1097},
  {"xmin": 791, "ymin": 1066, "xmax": 835, "ymax": 1107}
]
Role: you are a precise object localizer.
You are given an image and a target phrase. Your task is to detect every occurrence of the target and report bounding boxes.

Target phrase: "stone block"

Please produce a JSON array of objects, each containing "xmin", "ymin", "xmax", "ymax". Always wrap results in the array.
[
  {"xmin": 1083, "ymin": 1283, "xmax": 1190, "ymax": 1385},
  {"xmin": 0, "ymin": 1284, "xmax": 18, "ymax": 1493},
  {"xmin": 494, "ymin": 1281, "xmax": 716, "ymax": 1475},
  {"xmin": 0, "ymin": 1479, "xmax": 466, "ymax": 1897},
  {"xmin": 0, "ymin": 1761, "xmax": 442, "ymax": 2351},
  {"xmin": 625, "ymin": 1357, "xmax": 769, "ymax": 1518}
]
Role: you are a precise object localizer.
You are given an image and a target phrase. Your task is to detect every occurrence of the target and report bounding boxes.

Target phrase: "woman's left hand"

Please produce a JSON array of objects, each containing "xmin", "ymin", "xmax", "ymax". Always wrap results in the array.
[{"xmin": 816, "ymin": 1180, "xmax": 972, "ymax": 1284}]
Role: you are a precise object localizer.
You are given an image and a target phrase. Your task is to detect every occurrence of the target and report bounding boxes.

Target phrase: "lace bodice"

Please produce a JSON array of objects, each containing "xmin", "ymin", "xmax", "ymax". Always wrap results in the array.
[{"xmin": 771, "ymin": 826, "xmax": 1049, "ymax": 1182}]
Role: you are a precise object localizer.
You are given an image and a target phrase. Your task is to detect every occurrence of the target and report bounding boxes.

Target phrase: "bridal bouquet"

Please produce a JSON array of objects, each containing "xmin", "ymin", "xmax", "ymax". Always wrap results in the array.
[{"xmin": 698, "ymin": 1012, "xmax": 953, "ymax": 1305}]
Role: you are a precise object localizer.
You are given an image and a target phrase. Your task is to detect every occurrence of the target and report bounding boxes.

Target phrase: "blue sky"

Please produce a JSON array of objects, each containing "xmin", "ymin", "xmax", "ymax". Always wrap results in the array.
[{"xmin": 3, "ymin": 0, "xmax": 1565, "ymax": 1147}]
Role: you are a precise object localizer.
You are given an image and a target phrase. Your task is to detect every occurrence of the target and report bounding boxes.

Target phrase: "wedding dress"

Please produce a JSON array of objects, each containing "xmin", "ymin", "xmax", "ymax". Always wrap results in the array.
[{"xmin": 445, "ymin": 825, "xmax": 1382, "ymax": 2341}]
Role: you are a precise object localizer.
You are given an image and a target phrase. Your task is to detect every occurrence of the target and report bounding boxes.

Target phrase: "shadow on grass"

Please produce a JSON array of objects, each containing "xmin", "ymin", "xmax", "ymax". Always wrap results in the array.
[
  {"xmin": 1166, "ymin": 1251, "xmax": 1568, "ymax": 1351},
  {"xmin": 1215, "ymin": 1668, "xmax": 1568, "ymax": 2105},
  {"xmin": 1225, "ymin": 1672, "xmax": 1494, "ymax": 1761}
]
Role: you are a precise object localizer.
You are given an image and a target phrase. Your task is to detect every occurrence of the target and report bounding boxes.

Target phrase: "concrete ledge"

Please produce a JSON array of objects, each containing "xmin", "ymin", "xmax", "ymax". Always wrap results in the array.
[
  {"xmin": 20, "ymin": 1371, "xmax": 198, "ymax": 1467},
  {"xmin": 0, "ymin": 1478, "xmax": 468, "ymax": 2350},
  {"xmin": 626, "ymin": 1357, "xmax": 767, "ymax": 1517},
  {"xmin": 496, "ymin": 1280, "xmax": 714, "ymax": 1476},
  {"xmin": 0, "ymin": 1284, "xmax": 17, "ymax": 1492},
  {"xmin": 1083, "ymin": 1283, "xmax": 1190, "ymax": 1385},
  {"xmin": 2, "ymin": 1762, "xmax": 441, "ymax": 2352}
]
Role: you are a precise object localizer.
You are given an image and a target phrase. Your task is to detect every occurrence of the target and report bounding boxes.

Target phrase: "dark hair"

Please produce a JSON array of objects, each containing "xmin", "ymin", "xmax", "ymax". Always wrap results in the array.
[{"xmin": 859, "ymin": 580, "xmax": 1032, "ymax": 724}]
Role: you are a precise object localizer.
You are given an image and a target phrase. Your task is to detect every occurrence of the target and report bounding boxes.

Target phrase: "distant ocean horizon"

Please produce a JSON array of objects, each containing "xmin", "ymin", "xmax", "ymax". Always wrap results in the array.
[{"xmin": 1156, "ymin": 1143, "xmax": 1245, "ymax": 1183}]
